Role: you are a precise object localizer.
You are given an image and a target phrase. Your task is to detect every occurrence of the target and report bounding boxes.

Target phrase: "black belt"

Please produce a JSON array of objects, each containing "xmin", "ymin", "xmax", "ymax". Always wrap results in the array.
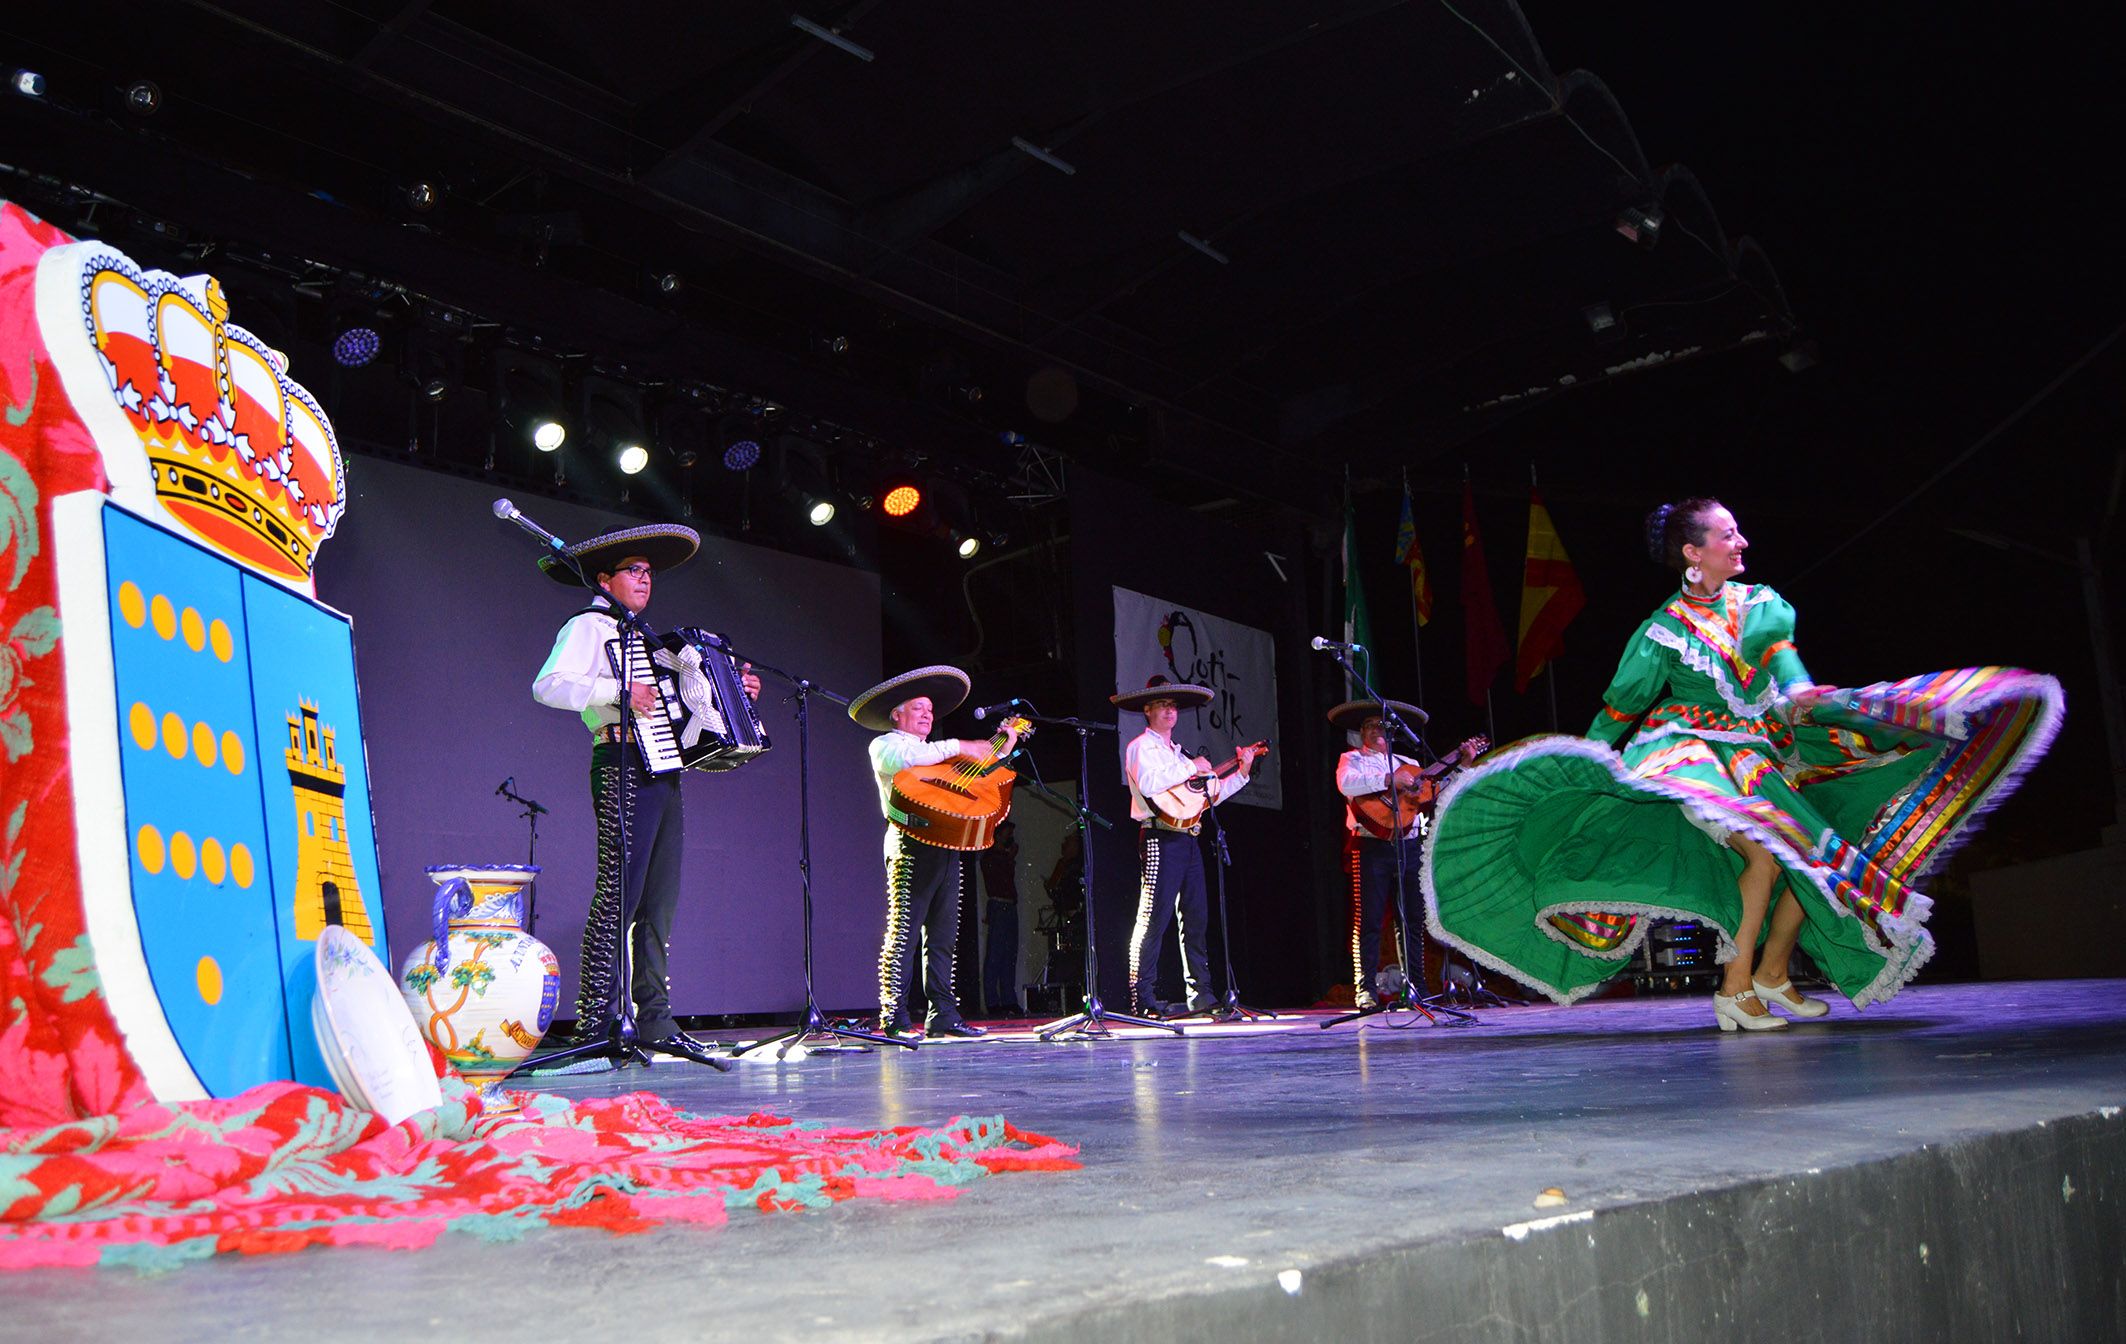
[
  {"xmin": 1145, "ymin": 820, "xmax": 1202, "ymax": 837},
  {"xmin": 596, "ymin": 723, "xmax": 634, "ymax": 745}
]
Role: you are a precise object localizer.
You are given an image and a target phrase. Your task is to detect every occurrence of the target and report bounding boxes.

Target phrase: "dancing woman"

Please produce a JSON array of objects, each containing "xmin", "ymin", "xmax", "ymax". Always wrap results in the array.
[{"xmin": 1422, "ymin": 498, "xmax": 2063, "ymax": 1029}]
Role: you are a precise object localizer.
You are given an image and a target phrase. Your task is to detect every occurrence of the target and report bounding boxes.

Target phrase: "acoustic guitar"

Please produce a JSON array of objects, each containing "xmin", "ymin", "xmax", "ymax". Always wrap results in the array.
[
  {"xmin": 888, "ymin": 717, "xmax": 1033, "ymax": 851},
  {"xmin": 1147, "ymin": 741, "xmax": 1271, "ymax": 828},
  {"xmin": 1350, "ymin": 736, "xmax": 1488, "ymax": 839}
]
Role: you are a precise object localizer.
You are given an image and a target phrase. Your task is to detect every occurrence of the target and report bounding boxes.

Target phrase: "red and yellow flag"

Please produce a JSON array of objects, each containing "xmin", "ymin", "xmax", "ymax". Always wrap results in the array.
[
  {"xmin": 1394, "ymin": 482, "xmax": 1434, "ymax": 626},
  {"xmin": 1514, "ymin": 487, "xmax": 1586, "ymax": 692}
]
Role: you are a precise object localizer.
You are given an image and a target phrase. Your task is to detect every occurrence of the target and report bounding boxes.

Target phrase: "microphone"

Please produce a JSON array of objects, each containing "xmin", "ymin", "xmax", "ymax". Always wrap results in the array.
[
  {"xmin": 492, "ymin": 498, "xmax": 568, "ymax": 551},
  {"xmin": 1310, "ymin": 635, "xmax": 1364, "ymax": 652},
  {"xmin": 495, "ymin": 775, "xmax": 513, "ymax": 797},
  {"xmin": 971, "ymin": 698, "xmax": 1022, "ymax": 721}
]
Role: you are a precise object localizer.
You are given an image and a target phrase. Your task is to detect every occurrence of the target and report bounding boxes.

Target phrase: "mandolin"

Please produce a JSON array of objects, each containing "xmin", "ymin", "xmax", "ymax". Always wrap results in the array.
[
  {"xmin": 1148, "ymin": 741, "xmax": 1271, "ymax": 828},
  {"xmin": 1350, "ymin": 736, "xmax": 1488, "ymax": 839},
  {"xmin": 888, "ymin": 717, "xmax": 1033, "ymax": 851}
]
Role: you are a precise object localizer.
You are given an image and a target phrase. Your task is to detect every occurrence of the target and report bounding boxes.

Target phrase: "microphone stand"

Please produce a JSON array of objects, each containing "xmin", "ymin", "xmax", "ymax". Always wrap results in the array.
[
  {"xmin": 511, "ymin": 553, "xmax": 730, "ymax": 1077},
  {"xmin": 728, "ymin": 647, "xmax": 910, "ymax": 1059},
  {"xmin": 1192, "ymin": 781, "xmax": 1275, "ymax": 1021},
  {"xmin": 1317, "ymin": 648, "xmax": 1475, "ymax": 1030},
  {"xmin": 1029, "ymin": 710, "xmax": 1181, "ymax": 1041},
  {"xmin": 495, "ymin": 778, "xmax": 546, "ymax": 934}
]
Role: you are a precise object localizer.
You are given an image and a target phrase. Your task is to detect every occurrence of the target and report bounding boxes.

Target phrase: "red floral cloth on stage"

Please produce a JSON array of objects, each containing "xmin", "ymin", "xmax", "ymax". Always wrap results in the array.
[{"xmin": 0, "ymin": 1077, "xmax": 1079, "ymax": 1273}]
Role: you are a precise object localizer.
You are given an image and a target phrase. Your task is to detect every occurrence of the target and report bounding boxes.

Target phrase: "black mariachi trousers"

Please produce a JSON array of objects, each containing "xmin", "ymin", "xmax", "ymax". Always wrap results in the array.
[
  {"xmin": 1345, "ymin": 829, "xmax": 1423, "ymax": 997},
  {"xmin": 879, "ymin": 829, "xmax": 967, "ymax": 1028},
  {"xmin": 578, "ymin": 742, "xmax": 685, "ymax": 1040},
  {"xmin": 1128, "ymin": 826, "xmax": 1213, "ymax": 1012}
]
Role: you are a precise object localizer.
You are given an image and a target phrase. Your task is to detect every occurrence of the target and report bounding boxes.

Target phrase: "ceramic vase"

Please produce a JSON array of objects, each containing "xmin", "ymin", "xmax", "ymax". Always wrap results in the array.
[{"xmin": 398, "ymin": 864, "xmax": 558, "ymax": 1088}]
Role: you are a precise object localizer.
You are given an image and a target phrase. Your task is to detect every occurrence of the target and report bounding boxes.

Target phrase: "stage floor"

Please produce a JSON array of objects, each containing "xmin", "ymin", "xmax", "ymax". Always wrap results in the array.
[{"xmin": 10, "ymin": 979, "xmax": 2125, "ymax": 1342}]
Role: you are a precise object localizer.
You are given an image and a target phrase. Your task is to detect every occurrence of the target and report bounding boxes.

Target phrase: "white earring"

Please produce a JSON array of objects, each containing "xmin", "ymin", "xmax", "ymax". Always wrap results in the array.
[{"xmin": 1684, "ymin": 564, "xmax": 1704, "ymax": 587}]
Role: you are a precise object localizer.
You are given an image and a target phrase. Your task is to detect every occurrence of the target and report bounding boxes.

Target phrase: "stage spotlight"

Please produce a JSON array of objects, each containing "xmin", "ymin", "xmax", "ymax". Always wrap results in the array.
[
  {"xmin": 121, "ymin": 80, "xmax": 162, "ymax": 116},
  {"xmin": 956, "ymin": 534, "xmax": 981, "ymax": 559},
  {"xmin": 495, "ymin": 348, "xmax": 571, "ymax": 454},
  {"xmin": 420, "ymin": 377, "xmax": 450, "ymax": 403},
  {"xmin": 1614, "ymin": 204, "xmax": 1664, "ymax": 249},
  {"xmin": 404, "ymin": 181, "xmax": 440, "ymax": 213},
  {"xmin": 332, "ymin": 326, "xmax": 381, "ymax": 368},
  {"xmin": 719, "ymin": 413, "xmax": 764, "ymax": 471},
  {"xmin": 807, "ymin": 498, "xmax": 837, "ymax": 526},
  {"xmin": 9, "ymin": 69, "xmax": 46, "ymax": 99},
  {"xmin": 882, "ymin": 483, "xmax": 923, "ymax": 517},
  {"xmin": 652, "ymin": 271, "xmax": 682, "ymax": 296},
  {"xmin": 617, "ymin": 444, "xmax": 650, "ymax": 475}
]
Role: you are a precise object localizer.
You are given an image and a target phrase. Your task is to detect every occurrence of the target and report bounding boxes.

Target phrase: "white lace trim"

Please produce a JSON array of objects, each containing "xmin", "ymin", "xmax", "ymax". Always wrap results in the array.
[
  {"xmin": 1643, "ymin": 623, "xmax": 1784, "ymax": 720},
  {"xmin": 1420, "ymin": 733, "xmax": 1934, "ymax": 1009},
  {"xmin": 1631, "ymin": 719, "xmax": 1801, "ymax": 767}
]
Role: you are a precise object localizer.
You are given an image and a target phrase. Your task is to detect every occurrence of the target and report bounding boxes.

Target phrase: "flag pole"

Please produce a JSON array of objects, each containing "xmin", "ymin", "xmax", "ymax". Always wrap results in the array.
[
  {"xmin": 1531, "ymin": 463, "xmax": 1560, "ymax": 732},
  {"xmin": 1403, "ymin": 467, "xmax": 1425, "ymax": 709}
]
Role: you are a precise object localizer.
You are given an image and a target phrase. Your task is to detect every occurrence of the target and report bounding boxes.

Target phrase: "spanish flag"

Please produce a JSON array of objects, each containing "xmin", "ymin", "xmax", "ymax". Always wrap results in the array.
[
  {"xmin": 1394, "ymin": 480, "xmax": 1434, "ymax": 627},
  {"xmin": 1514, "ymin": 487, "xmax": 1586, "ymax": 692}
]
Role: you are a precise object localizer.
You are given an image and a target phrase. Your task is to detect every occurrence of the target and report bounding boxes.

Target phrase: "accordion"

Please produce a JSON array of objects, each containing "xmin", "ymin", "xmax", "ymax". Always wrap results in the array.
[{"xmin": 604, "ymin": 625, "xmax": 771, "ymax": 775}]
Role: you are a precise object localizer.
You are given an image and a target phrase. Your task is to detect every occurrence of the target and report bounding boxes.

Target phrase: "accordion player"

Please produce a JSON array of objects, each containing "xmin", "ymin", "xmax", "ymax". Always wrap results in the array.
[{"xmin": 604, "ymin": 625, "xmax": 772, "ymax": 774}]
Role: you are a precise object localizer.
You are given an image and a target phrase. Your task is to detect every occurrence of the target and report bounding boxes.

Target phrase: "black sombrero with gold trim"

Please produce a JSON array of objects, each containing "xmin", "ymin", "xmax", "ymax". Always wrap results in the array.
[
  {"xmin": 538, "ymin": 523, "xmax": 700, "ymax": 587},
  {"xmin": 848, "ymin": 665, "xmax": 972, "ymax": 732},
  {"xmin": 1110, "ymin": 675, "xmax": 1215, "ymax": 713},
  {"xmin": 1326, "ymin": 698, "xmax": 1428, "ymax": 733}
]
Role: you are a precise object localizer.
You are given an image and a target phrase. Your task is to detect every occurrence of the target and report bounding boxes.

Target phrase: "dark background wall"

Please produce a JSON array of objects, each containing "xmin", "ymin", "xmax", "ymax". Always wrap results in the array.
[
  {"xmin": 1068, "ymin": 470, "xmax": 1343, "ymax": 1008},
  {"xmin": 315, "ymin": 457, "xmax": 885, "ymax": 1017}
]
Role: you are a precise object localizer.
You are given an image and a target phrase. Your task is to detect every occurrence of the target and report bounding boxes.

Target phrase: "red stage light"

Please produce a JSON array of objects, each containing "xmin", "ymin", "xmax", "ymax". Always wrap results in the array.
[{"xmin": 882, "ymin": 484, "xmax": 923, "ymax": 517}]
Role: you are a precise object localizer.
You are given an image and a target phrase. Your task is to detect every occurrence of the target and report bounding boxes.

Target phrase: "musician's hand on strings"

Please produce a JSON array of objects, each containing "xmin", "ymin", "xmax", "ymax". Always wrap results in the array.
[
  {"xmin": 1191, "ymin": 754, "xmax": 1215, "ymax": 773},
  {"xmin": 739, "ymin": 662, "xmax": 762, "ymax": 701},
  {"xmin": 998, "ymin": 722, "xmax": 1022, "ymax": 756},
  {"xmin": 625, "ymin": 682, "xmax": 659, "ymax": 713},
  {"xmin": 1235, "ymin": 743, "xmax": 1268, "ymax": 775}
]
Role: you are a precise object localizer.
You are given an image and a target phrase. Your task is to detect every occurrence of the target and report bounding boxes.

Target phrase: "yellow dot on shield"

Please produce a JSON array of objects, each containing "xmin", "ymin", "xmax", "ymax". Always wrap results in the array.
[
  {"xmin": 129, "ymin": 702, "xmax": 157, "ymax": 750},
  {"xmin": 222, "ymin": 731, "xmax": 246, "ymax": 775},
  {"xmin": 230, "ymin": 843, "xmax": 255, "ymax": 889},
  {"xmin": 196, "ymin": 956, "xmax": 224, "ymax": 1006},
  {"xmin": 191, "ymin": 720, "xmax": 217, "ymax": 768},
  {"xmin": 137, "ymin": 824, "xmax": 166, "ymax": 874},
  {"xmin": 209, "ymin": 618, "xmax": 234, "ymax": 663},
  {"xmin": 201, "ymin": 836, "xmax": 227, "ymax": 885},
  {"xmin": 118, "ymin": 581, "xmax": 147, "ymax": 628},
  {"xmin": 180, "ymin": 606, "xmax": 206, "ymax": 652},
  {"xmin": 169, "ymin": 831, "xmax": 197, "ymax": 880},
  {"xmin": 150, "ymin": 593, "xmax": 177, "ymax": 640},
  {"xmin": 161, "ymin": 711, "xmax": 188, "ymax": 759}
]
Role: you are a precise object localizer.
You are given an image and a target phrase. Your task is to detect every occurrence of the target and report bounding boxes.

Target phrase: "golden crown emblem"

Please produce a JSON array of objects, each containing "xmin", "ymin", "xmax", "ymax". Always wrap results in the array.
[{"xmin": 77, "ymin": 250, "xmax": 345, "ymax": 582}]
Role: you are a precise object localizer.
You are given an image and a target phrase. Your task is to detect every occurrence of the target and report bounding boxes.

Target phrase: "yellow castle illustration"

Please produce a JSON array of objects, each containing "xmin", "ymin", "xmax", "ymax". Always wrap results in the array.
[{"xmin": 286, "ymin": 700, "xmax": 372, "ymax": 941}]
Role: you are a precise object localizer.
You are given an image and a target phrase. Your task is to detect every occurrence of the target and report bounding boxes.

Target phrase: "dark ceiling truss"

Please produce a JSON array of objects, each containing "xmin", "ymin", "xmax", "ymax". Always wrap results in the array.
[{"xmin": 3, "ymin": 0, "xmax": 1796, "ymax": 520}]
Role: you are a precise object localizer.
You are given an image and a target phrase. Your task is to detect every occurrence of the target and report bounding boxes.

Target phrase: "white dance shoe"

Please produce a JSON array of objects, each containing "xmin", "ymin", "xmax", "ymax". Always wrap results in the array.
[
  {"xmin": 1752, "ymin": 977, "xmax": 1831, "ymax": 1019},
  {"xmin": 1712, "ymin": 989, "xmax": 1788, "ymax": 1032}
]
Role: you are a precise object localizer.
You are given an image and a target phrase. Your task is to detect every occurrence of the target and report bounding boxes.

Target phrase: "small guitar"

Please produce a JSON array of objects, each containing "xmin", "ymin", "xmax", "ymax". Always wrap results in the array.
[
  {"xmin": 1351, "ymin": 736, "xmax": 1488, "ymax": 839},
  {"xmin": 889, "ymin": 717, "xmax": 1033, "ymax": 851},
  {"xmin": 1148, "ymin": 741, "xmax": 1271, "ymax": 828}
]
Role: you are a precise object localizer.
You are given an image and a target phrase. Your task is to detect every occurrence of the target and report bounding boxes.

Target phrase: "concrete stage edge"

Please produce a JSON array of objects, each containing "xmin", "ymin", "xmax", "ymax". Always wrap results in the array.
[{"xmin": 8, "ymin": 980, "xmax": 2123, "ymax": 1343}]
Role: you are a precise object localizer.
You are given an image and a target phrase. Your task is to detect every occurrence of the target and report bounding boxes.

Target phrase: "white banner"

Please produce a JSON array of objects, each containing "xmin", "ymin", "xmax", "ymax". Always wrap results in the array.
[{"xmin": 1111, "ymin": 585, "xmax": 1282, "ymax": 810}]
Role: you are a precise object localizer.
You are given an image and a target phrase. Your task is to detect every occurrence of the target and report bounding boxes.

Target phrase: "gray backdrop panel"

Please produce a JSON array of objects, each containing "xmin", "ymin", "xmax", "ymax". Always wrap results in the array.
[{"xmin": 315, "ymin": 457, "xmax": 885, "ymax": 1017}]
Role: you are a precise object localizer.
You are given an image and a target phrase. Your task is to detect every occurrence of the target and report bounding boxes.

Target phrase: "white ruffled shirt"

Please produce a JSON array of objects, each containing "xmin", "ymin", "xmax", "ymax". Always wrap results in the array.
[
  {"xmin": 869, "ymin": 729, "xmax": 967, "ymax": 860},
  {"xmin": 1335, "ymin": 747, "xmax": 1423, "ymax": 835},
  {"xmin": 1124, "ymin": 729, "xmax": 1250, "ymax": 824},
  {"xmin": 532, "ymin": 597, "xmax": 638, "ymax": 737}
]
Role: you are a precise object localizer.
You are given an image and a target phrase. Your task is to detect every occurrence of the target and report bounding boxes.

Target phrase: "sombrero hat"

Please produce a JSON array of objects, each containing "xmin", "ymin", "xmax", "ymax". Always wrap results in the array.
[
  {"xmin": 848, "ymin": 665, "xmax": 972, "ymax": 731},
  {"xmin": 539, "ymin": 522, "xmax": 700, "ymax": 587},
  {"xmin": 1110, "ymin": 675, "xmax": 1215, "ymax": 713},
  {"xmin": 1326, "ymin": 699, "xmax": 1428, "ymax": 733}
]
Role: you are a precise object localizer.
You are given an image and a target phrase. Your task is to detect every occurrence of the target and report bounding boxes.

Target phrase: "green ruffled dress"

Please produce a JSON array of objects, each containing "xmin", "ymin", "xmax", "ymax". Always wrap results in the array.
[{"xmin": 1421, "ymin": 581, "xmax": 2063, "ymax": 1007}]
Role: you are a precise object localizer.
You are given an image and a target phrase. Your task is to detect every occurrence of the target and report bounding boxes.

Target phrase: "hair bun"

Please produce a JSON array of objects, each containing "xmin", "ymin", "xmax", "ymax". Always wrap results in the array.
[{"xmin": 1643, "ymin": 504, "xmax": 1673, "ymax": 564}]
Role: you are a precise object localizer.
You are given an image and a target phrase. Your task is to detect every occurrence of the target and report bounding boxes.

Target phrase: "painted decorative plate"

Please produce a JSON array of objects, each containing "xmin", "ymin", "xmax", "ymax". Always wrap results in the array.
[{"xmin": 314, "ymin": 925, "xmax": 442, "ymax": 1124}]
